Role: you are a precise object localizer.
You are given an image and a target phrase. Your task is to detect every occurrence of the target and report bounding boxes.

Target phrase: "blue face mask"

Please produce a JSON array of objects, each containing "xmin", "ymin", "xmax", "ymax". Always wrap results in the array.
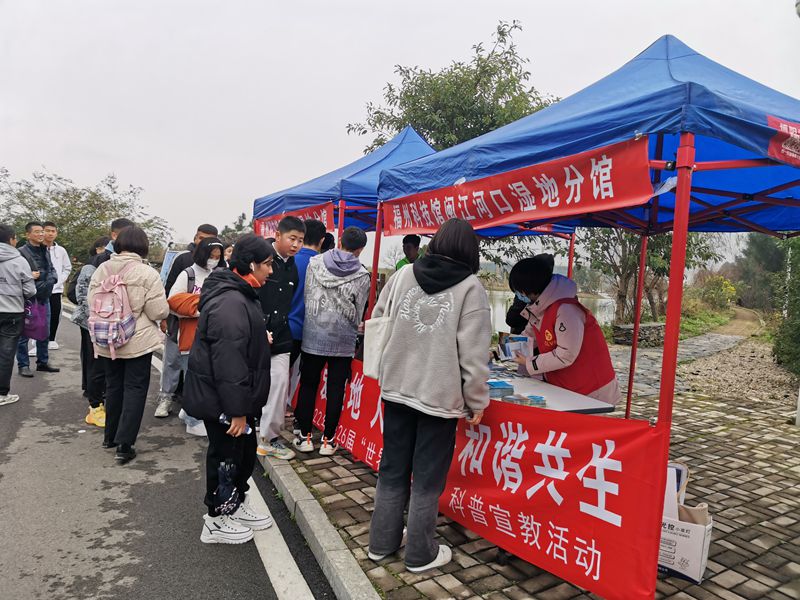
[{"xmin": 515, "ymin": 290, "xmax": 531, "ymax": 304}]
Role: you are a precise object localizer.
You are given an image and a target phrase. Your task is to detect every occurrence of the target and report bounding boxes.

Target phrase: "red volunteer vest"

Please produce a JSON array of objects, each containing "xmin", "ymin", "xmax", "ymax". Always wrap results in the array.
[{"xmin": 530, "ymin": 298, "xmax": 616, "ymax": 396}]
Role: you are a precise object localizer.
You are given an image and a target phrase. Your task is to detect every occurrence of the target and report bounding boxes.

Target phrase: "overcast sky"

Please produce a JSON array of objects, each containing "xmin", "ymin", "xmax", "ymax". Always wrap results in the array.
[{"xmin": 2, "ymin": 0, "xmax": 799, "ymax": 262}]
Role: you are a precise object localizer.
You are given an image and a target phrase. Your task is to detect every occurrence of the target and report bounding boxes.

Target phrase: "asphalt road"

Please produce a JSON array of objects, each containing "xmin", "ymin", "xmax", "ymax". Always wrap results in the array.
[{"xmin": 0, "ymin": 316, "xmax": 334, "ymax": 600}]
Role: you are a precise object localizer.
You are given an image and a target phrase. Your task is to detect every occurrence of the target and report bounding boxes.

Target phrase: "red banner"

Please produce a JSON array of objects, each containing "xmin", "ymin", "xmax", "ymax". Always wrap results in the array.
[
  {"xmin": 382, "ymin": 138, "xmax": 652, "ymax": 235},
  {"xmin": 768, "ymin": 115, "xmax": 800, "ymax": 167},
  {"xmin": 253, "ymin": 201, "xmax": 336, "ymax": 239},
  {"xmin": 304, "ymin": 361, "xmax": 668, "ymax": 599}
]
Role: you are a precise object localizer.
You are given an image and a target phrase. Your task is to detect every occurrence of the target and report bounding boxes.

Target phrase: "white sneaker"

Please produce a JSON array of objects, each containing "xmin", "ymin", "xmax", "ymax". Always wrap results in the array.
[
  {"xmin": 368, "ymin": 528, "xmax": 408, "ymax": 561},
  {"xmin": 48, "ymin": 341, "xmax": 59, "ymax": 350},
  {"xmin": 293, "ymin": 433, "xmax": 314, "ymax": 453},
  {"xmin": 28, "ymin": 347, "xmax": 37, "ymax": 357},
  {"xmin": 319, "ymin": 436, "xmax": 338, "ymax": 456},
  {"xmin": 0, "ymin": 394, "xmax": 20, "ymax": 406},
  {"xmin": 186, "ymin": 420, "xmax": 207, "ymax": 437},
  {"xmin": 200, "ymin": 514, "xmax": 254, "ymax": 544},
  {"xmin": 230, "ymin": 499, "xmax": 273, "ymax": 530},
  {"xmin": 154, "ymin": 394, "xmax": 173, "ymax": 418},
  {"xmin": 406, "ymin": 544, "xmax": 452, "ymax": 573}
]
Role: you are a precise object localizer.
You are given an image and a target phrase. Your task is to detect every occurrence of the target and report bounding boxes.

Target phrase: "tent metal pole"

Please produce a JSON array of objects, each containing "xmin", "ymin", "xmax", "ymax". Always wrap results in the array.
[
  {"xmin": 567, "ymin": 233, "xmax": 576, "ymax": 278},
  {"xmin": 626, "ymin": 234, "xmax": 648, "ymax": 419},
  {"xmin": 366, "ymin": 203, "xmax": 384, "ymax": 319},
  {"xmin": 658, "ymin": 132, "xmax": 695, "ymax": 434},
  {"xmin": 337, "ymin": 200, "xmax": 346, "ymax": 240}
]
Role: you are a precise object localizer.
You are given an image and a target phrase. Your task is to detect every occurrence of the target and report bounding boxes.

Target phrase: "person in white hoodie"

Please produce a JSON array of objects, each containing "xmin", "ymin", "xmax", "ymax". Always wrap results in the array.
[
  {"xmin": 368, "ymin": 218, "xmax": 490, "ymax": 574},
  {"xmin": 0, "ymin": 224, "xmax": 36, "ymax": 405},
  {"xmin": 508, "ymin": 254, "xmax": 620, "ymax": 405}
]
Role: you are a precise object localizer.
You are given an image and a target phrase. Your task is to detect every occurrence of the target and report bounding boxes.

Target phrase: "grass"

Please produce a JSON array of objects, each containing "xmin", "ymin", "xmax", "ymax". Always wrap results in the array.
[{"xmin": 678, "ymin": 307, "xmax": 732, "ymax": 339}]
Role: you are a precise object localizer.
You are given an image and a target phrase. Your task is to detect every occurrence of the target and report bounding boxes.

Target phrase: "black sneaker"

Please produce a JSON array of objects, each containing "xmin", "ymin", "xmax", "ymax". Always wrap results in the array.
[
  {"xmin": 18, "ymin": 367, "xmax": 34, "ymax": 378},
  {"xmin": 102, "ymin": 440, "xmax": 118, "ymax": 449},
  {"xmin": 115, "ymin": 445, "xmax": 136, "ymax": 464},
  {"xmin": 36, "ymin": 364, "xmax": 60, "ymax": 373}
]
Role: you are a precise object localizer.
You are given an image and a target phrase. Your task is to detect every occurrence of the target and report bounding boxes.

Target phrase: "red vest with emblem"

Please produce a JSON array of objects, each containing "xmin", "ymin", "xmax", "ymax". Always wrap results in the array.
[{"xmin": 530, "ymin": 298, "xmax": 616, "ymax": 396}]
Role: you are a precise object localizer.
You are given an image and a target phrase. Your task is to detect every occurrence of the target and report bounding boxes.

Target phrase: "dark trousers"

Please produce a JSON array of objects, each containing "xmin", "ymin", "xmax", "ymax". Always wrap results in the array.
[
  {"xmin": 0, "ymin": 312, "xmax": 24, "ymax": 395},
  {"xmin": 49, "ymin": 293, "xmax": 62, "ymax": 341},
  {"xmin": 100, "ymin": 353, "xmax": 152, "ymax": 447},
  {"xmin": 295, "ymin": 352, "xmax": 352, "ymax": 440},
  {"xmin": 369, "ymin": 400, "xmax": 458, "ymax": 568},
  {"xmin": 204, "ymin": 417, "xmax": 257, "ymax": 516},
  {"xmin": 79, "ymin": 328, "xmax": 106, "ymax": 408}
]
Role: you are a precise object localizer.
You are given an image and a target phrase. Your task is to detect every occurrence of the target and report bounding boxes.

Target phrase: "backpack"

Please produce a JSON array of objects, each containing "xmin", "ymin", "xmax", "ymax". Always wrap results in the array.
[
  {"xmin": 66, "ymin": 270, "xmax": 80, "ymax": 304},
  {"xmin": 166, "ymin": 266, "xmax": 196, "ymax": 342},
  {"xmin": 88, "ymin": 262, "xmax": 138, "ymax": 359}
]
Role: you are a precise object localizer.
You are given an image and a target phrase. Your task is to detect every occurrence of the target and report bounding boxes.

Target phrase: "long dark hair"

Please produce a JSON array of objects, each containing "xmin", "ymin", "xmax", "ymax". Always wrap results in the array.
[{"xmin": 427, "ymin": 218, "xmax": 480, "ymax": 274}]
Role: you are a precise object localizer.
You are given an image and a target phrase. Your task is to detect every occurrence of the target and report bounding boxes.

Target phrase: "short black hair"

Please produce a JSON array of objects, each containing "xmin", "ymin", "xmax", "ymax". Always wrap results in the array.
[
  {"xmin": 508, "ymin": 254, "xmax": 556, "ymax": 295},
  {"xmin": 341, "ymin": 226, "xmax": 367, "ymax": 252},
  {"xmin": 303, "ymin": 219, "xmax": 326, "ymax": 246},
  {"xmin": 321, "ymin": 233, "xmax": 336, "ymax": 252},
  {"xmin": 427, "ymin": 218, "xmax": 480, "ymax": 274},
  {"xmin": 0, "ymin": 224, "xmax": 16, "ymax": 244},
  {"xmin": 25, "ymin": 221, "xmax": 43, "ymax": 232},
  {"xmin": 229, "ymin": 234, "xmax": 275, "ymax": 275},
  {"xmin": 196, "ymin": 223, "xmax": 218, "ymax": 236},
  {"xmin": 89, "ymin": 236, "xmax": 110, "ymax": 259},
  {"xmin": 193, "ymin": 236, "xmax": 224, "ymax": 269},
  {"xmin": 402, "ymin": 234, "xmax": 421, "ymax": 247},
  {"xmin": 43, "ymin": 221, "xmax": 57, "ymax": 229},
  {"xmin": 278, "ymin": 216, "xmax": 305, "ymax": 235},
  {"xmin": 113, "ymin": 225, "xmax": 149, "ymax": 258},
  {"xmin": 111, "ymin": 218, "xmax": 135, "ymax": 233}
]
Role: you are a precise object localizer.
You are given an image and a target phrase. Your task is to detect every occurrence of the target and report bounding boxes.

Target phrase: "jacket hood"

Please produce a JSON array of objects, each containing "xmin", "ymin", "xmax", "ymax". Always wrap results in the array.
[
  {"xmin": 0, "ymin": 243, "xmax": 20, "ymax": 263},
  {"xmin": 199, "ymin": 269, "xmax": 258, "ymax": 311},
  {"xmin": 527, "ymin": 274, "xmax": 578, "ymax": 321},
  {"xmin": 322, "ymin": 249, "xmax": 362, "ymax": 277},
  {"xmin": 312, "ymin": 251, "xmax": 368, "ymax": 288},
  {"xmin": 412, "ymin": 253, "xmax": 473, "ymax": 295}
]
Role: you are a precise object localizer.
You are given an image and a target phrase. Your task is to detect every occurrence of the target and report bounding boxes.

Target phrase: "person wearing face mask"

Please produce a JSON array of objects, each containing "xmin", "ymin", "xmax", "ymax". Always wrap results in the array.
[
  {"xmin": 507, "ymin": 254, "xmax": 619, "ymax": 406},
  {"xmin": 167, "ymin": 236, "xmax": 225, "ymax": 435},
  {"xmin": 182, "ymin": 234, "xmax": 275, "ymax": 544}
]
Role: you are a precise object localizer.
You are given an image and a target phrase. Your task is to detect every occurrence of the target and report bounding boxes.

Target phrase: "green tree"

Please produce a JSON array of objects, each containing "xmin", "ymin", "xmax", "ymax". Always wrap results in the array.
[
  {"xmin": 219, "ymin": 212, "xmax": 253, "ymax": 244},
  {"xmin": 347, "ymin": 21, "xmax": 555, "ymax": 269},
  {"xmin": 774, "ymin": 236, "xmax": 800, "ymax": 375},
  {"xmin": 732, "ymin": 233, "xmax": 786, "ymax": 311},
  {"xmin": 0, "ymin": 168, "xmax": 171, "ymax": 264}
]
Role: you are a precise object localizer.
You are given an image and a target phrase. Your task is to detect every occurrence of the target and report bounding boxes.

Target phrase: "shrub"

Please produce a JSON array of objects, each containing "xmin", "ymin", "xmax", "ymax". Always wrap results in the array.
[{"xmin": 699, "ymin": 275, "xmax": 737, "ymax": 310}]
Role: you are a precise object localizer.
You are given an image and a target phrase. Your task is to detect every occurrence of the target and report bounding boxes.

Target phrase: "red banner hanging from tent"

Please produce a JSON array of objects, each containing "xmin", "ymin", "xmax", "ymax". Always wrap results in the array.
[
  {"xmin": 302, "ymin": 360, "xmax": 668, "ymax": 600},
  {"xmin": 768, "ymin": 115, "xmax": 800, "ymax": 167},
  {"xmin": 382, "ymin": 138, "xmax": 652, "ymax": 235},
  {"xmin": 253, "ymin": 201, "xmax": 336, "ymax": 238}
]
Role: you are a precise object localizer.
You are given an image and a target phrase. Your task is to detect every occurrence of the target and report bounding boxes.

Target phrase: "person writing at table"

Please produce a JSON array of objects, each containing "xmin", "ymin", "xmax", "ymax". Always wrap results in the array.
[{"xmin": 508, "ymin": 254, "xmax": 620, "ymax": 406}]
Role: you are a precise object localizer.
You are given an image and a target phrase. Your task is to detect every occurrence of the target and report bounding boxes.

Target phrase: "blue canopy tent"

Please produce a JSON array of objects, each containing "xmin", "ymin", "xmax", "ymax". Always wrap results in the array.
[
  {"xmin": 252, "ymin": 125, "xmax": 435, "ymax": 234},
  {"xmin": 372, "ymin": 36, "xmax": 800, "ymax": 597}
]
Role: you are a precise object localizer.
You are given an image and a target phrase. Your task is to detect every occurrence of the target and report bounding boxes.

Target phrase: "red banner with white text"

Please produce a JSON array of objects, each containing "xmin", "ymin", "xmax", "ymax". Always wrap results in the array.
[
  {"xmin": 254, "ymin": 202, "xmax": 336, "ymax": 239},
  {"xmin": 303, "ymin": 360, "xmax": 668, "ymax": 600},
  {"xmin": 382, "ymin": 138, "xmax": 652, "ymax": 235}
]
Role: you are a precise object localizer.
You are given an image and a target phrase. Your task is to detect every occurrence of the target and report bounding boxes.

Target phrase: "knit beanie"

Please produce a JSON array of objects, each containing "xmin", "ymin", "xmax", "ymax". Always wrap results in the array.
[{"xmin": 508, "ymin": 253, "xmax": 555, "ymax": 295}]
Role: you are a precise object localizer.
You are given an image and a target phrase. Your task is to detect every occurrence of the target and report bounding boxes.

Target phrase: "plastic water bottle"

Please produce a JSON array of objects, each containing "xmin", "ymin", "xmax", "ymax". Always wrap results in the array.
[{"xmin": 219, "ymin": 413, "xmax": 253, "ymax": 435}]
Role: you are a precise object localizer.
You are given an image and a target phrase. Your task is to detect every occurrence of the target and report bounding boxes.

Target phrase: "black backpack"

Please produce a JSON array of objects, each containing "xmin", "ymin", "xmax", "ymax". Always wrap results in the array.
[{"xmin": 66, "ymin": 271, "xmax": 80, "ymax": 304}]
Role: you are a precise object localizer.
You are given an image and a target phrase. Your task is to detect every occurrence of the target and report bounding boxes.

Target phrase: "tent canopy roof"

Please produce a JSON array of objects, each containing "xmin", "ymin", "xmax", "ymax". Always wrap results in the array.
[
  {"xmin": 253, "ymin": 125, "xmax": 435, "ymax": 225},
  {"xmin": 379, "ymin": 35, "xmax": 800, "ymax": 236}
]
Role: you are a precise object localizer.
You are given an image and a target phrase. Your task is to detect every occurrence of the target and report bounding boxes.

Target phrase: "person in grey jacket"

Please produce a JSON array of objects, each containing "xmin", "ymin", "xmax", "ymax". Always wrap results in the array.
[
  {"xmin": 0, "ymin": 224, "xmax": 36, "ymax": 405},
  {"xmin": 293, "ymin": 226, "xmax": 370, "ymax": 456},
  {"xmin": 368, "ymin": 218, "xmax": 491, "ymax": 574}
]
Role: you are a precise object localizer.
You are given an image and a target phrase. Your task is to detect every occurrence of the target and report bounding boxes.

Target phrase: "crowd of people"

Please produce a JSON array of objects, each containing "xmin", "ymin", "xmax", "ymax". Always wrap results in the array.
[{"xmin": 0, "ymin": 214, "xmax": 616, "ymax": 571}]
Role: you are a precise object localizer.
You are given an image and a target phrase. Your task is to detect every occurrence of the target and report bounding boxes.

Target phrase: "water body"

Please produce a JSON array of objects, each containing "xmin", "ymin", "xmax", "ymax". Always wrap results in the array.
[{"xmin": 488, "ymin": 289, "xmax": 616, "ymax": 332}]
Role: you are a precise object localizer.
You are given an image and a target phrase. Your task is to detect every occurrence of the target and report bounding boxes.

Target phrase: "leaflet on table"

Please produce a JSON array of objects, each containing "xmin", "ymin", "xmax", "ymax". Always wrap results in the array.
[{"xmin": 497, "ymin": 335, "xmax": 532, "ymax": 361}]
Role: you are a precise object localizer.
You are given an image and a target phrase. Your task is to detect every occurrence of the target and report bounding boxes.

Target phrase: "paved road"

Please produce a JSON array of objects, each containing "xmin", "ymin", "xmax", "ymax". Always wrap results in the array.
[{"xmin": 0, "ymin": 317, "xmax": 334, "ymax": 600}]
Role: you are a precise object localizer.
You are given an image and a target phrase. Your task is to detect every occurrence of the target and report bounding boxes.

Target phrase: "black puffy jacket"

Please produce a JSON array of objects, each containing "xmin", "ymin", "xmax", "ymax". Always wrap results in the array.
[
  {"xmin": 19, "ymin": 243, "xmax": 57, "ymax": 301},
  {"xmin": 183, "ymin": 269, "xmax": 271, "ymax": 420}
]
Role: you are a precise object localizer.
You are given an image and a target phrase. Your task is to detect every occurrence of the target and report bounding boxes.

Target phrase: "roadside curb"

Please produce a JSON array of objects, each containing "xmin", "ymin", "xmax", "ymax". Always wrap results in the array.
[{"xmin": 258, "ymin": 454, "xmax": 381, "ymax": 600}]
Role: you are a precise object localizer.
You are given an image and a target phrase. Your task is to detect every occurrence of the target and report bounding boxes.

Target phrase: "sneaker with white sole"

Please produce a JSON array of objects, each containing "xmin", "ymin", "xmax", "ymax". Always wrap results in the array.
[
  {"xmin": 0, "ymin": 394, "xmax": 20, "ymax": 406},
  {"xmin": 257, "ymin": 439, "xmax": 295, "ymax": 460},
  {"xmin": 200, "ymin": 514, "xmax": 254, "ymax": 544},
  {"xmin": 230, "ymin": 499, "xmax": 273, "ymax": 530},
  {"xmin": 293, "ymin": 433, "xmax": 314, "ymax": 453},
  {"xmin": 186, "ymin": 419, "xmax": 207, "ymax": 436},
  {"xmin": 406, "ymin": 544, "xmax": 452, "ymax": 573},
  {"xmin": 28, "ymin": 348, "xmax": 37, "ymax": 357},
  {"xmin": 368, "ymin": 528, "xmax": 408, "ymax": 561},
  {"xmin": 318, "ymin": 436, "xmax": 338, "ymax": 456},
  {"xmin": 154, "ymin": 394, "xmax": 173, "ymax": 418},
  {"xmin": 48, "ymin": 341, "xmax": 59, "ymax": 350}
]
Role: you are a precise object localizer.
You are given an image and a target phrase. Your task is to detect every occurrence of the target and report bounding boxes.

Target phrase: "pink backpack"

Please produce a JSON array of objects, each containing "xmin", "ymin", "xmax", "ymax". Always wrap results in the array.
[{"xmin": 88, "ymin": 262, "xmax": 137, "ymax": 359}]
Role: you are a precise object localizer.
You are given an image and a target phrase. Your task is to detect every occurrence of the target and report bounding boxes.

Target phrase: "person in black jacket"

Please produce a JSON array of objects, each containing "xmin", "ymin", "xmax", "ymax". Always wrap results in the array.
[
  {"xmin": 91, "ymin": 218, "xmax": 135, "ymax": 268},
  {"xmin": 17, "ymin": 222, "xmax": 59, "ymax": 377},
  {"xmin": 256, "ymin": 216, "xmax": 305, "ymax": 460},
  {"xmin": 183, "ymin": 234, "xmax": 275, "ymax": 544}
]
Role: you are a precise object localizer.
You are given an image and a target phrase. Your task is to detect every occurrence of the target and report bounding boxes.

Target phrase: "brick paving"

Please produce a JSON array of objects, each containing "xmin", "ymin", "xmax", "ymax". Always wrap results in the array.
[{"xmin": 278, "ymin": 342, "xmax": 800, "ymax": 600}]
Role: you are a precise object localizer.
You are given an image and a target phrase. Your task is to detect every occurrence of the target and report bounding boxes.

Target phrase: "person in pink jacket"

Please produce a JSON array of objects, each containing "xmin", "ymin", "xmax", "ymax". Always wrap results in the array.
[{"xmin": 509, "ymin": 254, "xmax": 620, "ymax": 406}]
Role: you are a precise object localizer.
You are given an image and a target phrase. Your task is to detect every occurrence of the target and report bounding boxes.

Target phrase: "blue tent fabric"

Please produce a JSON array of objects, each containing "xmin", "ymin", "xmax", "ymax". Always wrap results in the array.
[
  {"xmin": 253, "ymin": 126, "xmax": 435, "ymax": 229},
  {"xmin": 379, "ymin": 36, "xmax": 800, "ymax": 235}
]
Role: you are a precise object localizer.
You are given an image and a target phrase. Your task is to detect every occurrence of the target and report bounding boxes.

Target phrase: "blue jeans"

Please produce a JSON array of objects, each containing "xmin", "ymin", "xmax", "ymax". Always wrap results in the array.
[{"xmin": 17, "ymin": 301, "xmax": 50, "ymax": 368}]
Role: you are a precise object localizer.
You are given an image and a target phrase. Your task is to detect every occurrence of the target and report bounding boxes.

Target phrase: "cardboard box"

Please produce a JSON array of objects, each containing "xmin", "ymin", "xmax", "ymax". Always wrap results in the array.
[{"xmin": 658, "ymin": 515, "xmax": 713, "ymax": 583}]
